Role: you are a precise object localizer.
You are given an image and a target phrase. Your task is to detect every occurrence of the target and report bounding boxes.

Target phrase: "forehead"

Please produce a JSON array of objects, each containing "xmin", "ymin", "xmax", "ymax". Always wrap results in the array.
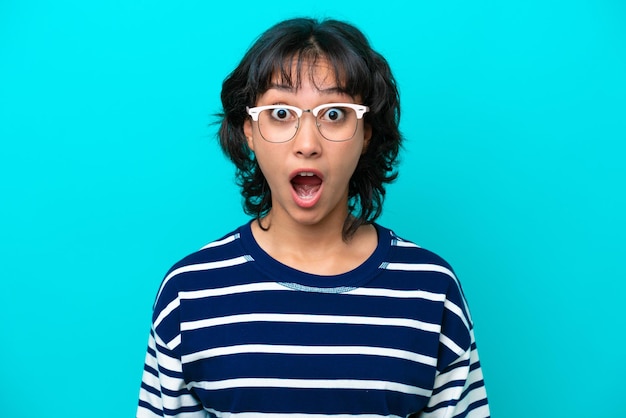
[{"xmin": 269, "ymin": 57, "xmax": 347, "ymax": 92}]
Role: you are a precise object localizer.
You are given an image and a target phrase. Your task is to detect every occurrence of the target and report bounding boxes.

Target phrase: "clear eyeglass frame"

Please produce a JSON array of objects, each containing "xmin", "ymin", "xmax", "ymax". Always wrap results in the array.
[{"xmin": 246, "ymin": 103, "xmax": 370, "ymax": 143}]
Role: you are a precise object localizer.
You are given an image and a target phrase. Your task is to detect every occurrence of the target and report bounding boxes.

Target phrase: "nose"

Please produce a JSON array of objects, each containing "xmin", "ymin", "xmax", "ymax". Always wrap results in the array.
[{"xmin": 292, "ymin": 112, "xmax": 322, "ymax": 157}]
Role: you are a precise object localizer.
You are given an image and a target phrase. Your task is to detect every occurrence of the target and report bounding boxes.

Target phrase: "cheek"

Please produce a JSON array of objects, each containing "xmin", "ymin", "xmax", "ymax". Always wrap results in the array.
[
  {"xmin": 336, "ymin": 144, "xmax": 365, "ymax": 177},
  {"xmin": 253, "ymin": 146, "xmax": 283, "ymax": 183}
]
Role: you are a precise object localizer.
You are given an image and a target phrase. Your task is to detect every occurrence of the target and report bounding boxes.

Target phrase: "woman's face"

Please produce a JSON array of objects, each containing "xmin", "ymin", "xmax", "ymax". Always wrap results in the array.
[{"xmin": 243, "ymin": 60, "xmax": 371, "ymax": 231}]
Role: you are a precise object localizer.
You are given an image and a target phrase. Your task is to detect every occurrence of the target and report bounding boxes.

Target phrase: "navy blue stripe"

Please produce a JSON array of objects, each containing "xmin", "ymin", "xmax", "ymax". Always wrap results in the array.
[
  {"xmin": 138, "ymin": 399, "xmax": 164, "ymax": 417},
  {"xmin": 184, "ymin": 352, "xmax": 436, "ymax": 386},
  {"xmin": 142, "ymin": 364, "xmax": 159, "ymax": 381},
  {"xmin": 140, "ymin": 381, "xmax": 161, "ymax": 397},
  {"xmin": 193, "ymin": 386, "xmax": 428, "ymax": 416},
  {"xmin": 163, "ymin": 404, "xmax": 205, "ymax": 416},
  {"xmin": 457, "ymin": 397, "xmax": 490, "ymax": 418}
]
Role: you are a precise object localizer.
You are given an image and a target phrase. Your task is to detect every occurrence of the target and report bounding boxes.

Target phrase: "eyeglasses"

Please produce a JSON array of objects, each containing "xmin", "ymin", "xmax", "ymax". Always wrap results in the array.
[{"xmin": 246, "ymin": 103, "xmax": 369, "ymax": 143}]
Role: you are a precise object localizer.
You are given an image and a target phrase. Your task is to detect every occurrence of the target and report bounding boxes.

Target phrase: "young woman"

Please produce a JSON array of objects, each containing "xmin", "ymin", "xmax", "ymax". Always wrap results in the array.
[{"xmin": 137, "ymin": 17, "xmax": 490, "ymax": 418}]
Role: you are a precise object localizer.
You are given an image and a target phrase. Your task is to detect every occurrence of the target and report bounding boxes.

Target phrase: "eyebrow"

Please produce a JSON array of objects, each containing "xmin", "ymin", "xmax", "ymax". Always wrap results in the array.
[{"xmin": 267, "ymin": 83, "xmax": 348, "ymax": 96}]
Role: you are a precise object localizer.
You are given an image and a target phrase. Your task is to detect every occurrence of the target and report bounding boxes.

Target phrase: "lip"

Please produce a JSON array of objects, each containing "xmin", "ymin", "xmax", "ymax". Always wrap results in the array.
[
  {"xmin": 289, "ymin": 168, "xmax": 324, "ymax": 208},
  {"xmin": 289, "ymin": 168, "xmax": 324, "ymax": 181}
]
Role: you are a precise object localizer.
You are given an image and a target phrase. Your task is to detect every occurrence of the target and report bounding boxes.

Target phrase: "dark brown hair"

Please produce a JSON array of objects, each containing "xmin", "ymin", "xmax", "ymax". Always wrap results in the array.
[{"xmin": 218, "ymin": 17, "xmax": 402, "ymax": 239}]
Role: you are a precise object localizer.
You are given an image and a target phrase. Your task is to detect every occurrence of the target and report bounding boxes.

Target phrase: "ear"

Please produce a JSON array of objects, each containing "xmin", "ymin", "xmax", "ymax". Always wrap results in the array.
[
  {"xmin": 362, "ymin": 122, "xmax": 372, "ymax": 153},
  {"xmin": 243, "ymin": 119, "xmax": 255, "ymax": 151}
]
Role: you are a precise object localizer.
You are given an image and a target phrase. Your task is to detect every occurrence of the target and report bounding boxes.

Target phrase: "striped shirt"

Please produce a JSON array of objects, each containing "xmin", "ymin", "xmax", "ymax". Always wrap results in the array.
[{"xmin": 137, "ymin": 222, "xmax": 490, "ymax": 418}]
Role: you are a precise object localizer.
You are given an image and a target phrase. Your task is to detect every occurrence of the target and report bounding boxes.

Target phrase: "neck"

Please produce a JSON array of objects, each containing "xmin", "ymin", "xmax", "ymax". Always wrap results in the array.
[
  {"xmin": 250, "ymin": 212, "xmax": 377, "ymax": 276},
  {"xmin": 257, "ymin": 210, "xmax": 348, "ymax": 248}
]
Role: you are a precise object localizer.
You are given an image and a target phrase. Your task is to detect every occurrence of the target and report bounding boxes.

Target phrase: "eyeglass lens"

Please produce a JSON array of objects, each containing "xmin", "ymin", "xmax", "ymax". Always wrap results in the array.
[{"xmin": 257, "ymin": 106, "xmax": 359, "ymax": 143}]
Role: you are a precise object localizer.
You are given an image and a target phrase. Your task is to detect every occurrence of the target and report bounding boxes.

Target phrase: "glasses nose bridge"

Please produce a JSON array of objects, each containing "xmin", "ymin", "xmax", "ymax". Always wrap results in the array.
[
  {"xmin": 295, "ymin": 108, "xmax": 321, "ymax": 131},
  {"xmin": 291, "ymin": 108, "xmax": 324, "ymax": 146}
]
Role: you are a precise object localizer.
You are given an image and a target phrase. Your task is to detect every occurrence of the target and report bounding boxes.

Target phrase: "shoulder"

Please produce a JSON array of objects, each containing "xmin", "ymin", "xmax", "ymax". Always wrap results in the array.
[
  {"xmin": 376, "ymin": 224, "xmax": 454, "ymax": 271},
  {"xmin": 376, "ymin": 224, "xmax": 471, "ymax": 315},
  {"xmin": 152, "ymin": 223, "xmax": 252, "ymax": 310},
  {"xmin": 377, "ymin": 225, "xmax": 475, "ymax": 352},
  {"xmin": 171, "ymin": 226, "xmax": 248, "ymax": 271}
]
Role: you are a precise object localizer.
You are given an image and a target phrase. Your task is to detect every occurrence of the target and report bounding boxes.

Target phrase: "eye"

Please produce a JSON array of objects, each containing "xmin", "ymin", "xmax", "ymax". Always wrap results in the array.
[
  {"xmin": 270, "ymin": 107, "xmax": 294, "ymax": 121},
  {"xmin": 319, "ymin": 107, "xmax": 346, "ymax": 122}
]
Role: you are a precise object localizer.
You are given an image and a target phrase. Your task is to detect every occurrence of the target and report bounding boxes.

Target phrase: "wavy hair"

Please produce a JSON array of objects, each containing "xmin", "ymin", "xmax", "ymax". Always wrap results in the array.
[{"xmin": 218, "ymin": 17, "xmax": 402, "ymax": 239}]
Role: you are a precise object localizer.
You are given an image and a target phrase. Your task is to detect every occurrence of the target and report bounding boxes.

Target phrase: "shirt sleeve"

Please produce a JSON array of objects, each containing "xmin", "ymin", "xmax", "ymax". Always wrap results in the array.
[
  {"xmin": 137, "ymin": 276, "xmax": 207, "ymax": 418},
  {"xmin": 418, "ymin": 327, "xmax": 490, "ymax": 418},
  {"xmin": 416, "ymin": 264, "xmax": 490, "ymax": 418},
  {"xmin": 137, "ymin": 327, "xmax": 207, "ymax": 418}
]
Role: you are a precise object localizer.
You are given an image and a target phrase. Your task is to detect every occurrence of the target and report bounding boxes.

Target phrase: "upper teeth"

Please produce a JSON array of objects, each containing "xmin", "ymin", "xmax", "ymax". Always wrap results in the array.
[{"xmin": 298, "ymin": 172, "xmax": 315, "ymax": 176}]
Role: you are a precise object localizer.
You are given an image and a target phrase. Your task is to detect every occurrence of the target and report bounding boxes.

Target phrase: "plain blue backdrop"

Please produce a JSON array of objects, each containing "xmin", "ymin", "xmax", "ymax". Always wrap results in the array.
[{"xmin": 1, "ymin": 1, "xmax": 625, "ymax": 416}]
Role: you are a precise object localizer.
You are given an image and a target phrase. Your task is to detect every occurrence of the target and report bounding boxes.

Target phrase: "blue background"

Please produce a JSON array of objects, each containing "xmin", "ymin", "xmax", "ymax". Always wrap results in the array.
[{"xmin": 1, "ymin": 1, "xmax": 625, "ymax": 416}]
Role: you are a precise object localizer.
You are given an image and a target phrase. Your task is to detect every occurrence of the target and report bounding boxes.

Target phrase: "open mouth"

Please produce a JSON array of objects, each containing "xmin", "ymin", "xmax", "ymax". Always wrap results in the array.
[{"xmin": 290, "ymin": 171, "xmax": 323, "ymax": 201}]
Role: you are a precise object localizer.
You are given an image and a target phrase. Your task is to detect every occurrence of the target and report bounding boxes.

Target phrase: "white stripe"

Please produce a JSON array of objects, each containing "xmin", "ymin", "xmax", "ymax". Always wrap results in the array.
[
  {"xmin": 348, "ymin": 287, "xmax": 446, "ymax": 301},
  {"xmin": 426, "ymin": 350, "xmax": 472, "ymax": 414},
  {"xmin": 140, "ymin": 364, "xmax": 161, "ymax": 391},
  {"xmin": 437, "ymin": 366, "xmax": 470, "ymax": 390},
  {"xmin": 463, "ymin": 403, "xmax": 490, "ymax": 418},
  {"xmin": 181, "ymin": 313, "xmax": 441, "ymax": 333},
  {"xmin": 179, "ymin": 282, "xmax": 446, "ymax": 302},
  {"xmin": 144, "ymin": 352, "xmax": 158, "ymax": 374},
  {"xmin": 466, "ymin": 362, "xmax": 486, "ymax": 390},
  {"xmin": 444, "ymin": 299, "xmax": 469, "ymax": 330},
  {"xmin": 382, "ymin": 262, "xmax": 473, "ymax": 325},
  {"xmin": 200, "ymin": 233, "xmax": 239, "ymax": 250},
  {"xmin": 162, "ymin": 392, "xmax": 204, "ymax": 411},
  {"xmin": 136, "ymin": 401, "xmax": 163, "ymax": 418},
  {"xmin": 179, "ymin": 282, "xmax": 289, "ymax": 300},
  {"xmin": 446, "ymin": 348, "xmax": 471, "ymax": 369},
  {"xmin": 165, "ymin": 412, "xmax": 207, "ymax": 418},
  {"xmin": 393, "ymin": 240, "xmax": 420, "ymax": 248},
  {"xmin": 154, "ymin": 333, "xmax": 183, "ymax": 373},
  {"xmin": 382, "ymin": 263, "xmax": 456, "ymax": 279},
  {"xmin": 151, "ymin": 370, "xmax": 188, "ymax": 393},
  {"xmin": 430, "ymin": 384, "xmax": 488, "ymax": 418},
  {"xmin": 440, "ymin": 333, "xmax": 466, "ymax": 356},
  {"xmin": 154, "ymin": 297, "xmax": 180, "ymax": 328},
  {"xmin": 144, "ymin": 333, "xmax": 159, "ymax": 370},
  {"xmin": 156, "ymin": 256, "xmax": 252, "ymax": 303},
  {"xmin": 182, "ymin": 344, "xmax": 437, "ymax": 367},
  {"xmin": 139, "ymin": 380, "xmax": 205, "ymax": 417},
  {"xmin": 431, "ymin": 372, "xmax": 468, "ymax": 401},
  {"xmin": 168, "ymin": 333, "xmax": 181, "ymax": 350},
  {"xmin": 191, "ymin": 378, "xmax": 431, "ymax": 397}
]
